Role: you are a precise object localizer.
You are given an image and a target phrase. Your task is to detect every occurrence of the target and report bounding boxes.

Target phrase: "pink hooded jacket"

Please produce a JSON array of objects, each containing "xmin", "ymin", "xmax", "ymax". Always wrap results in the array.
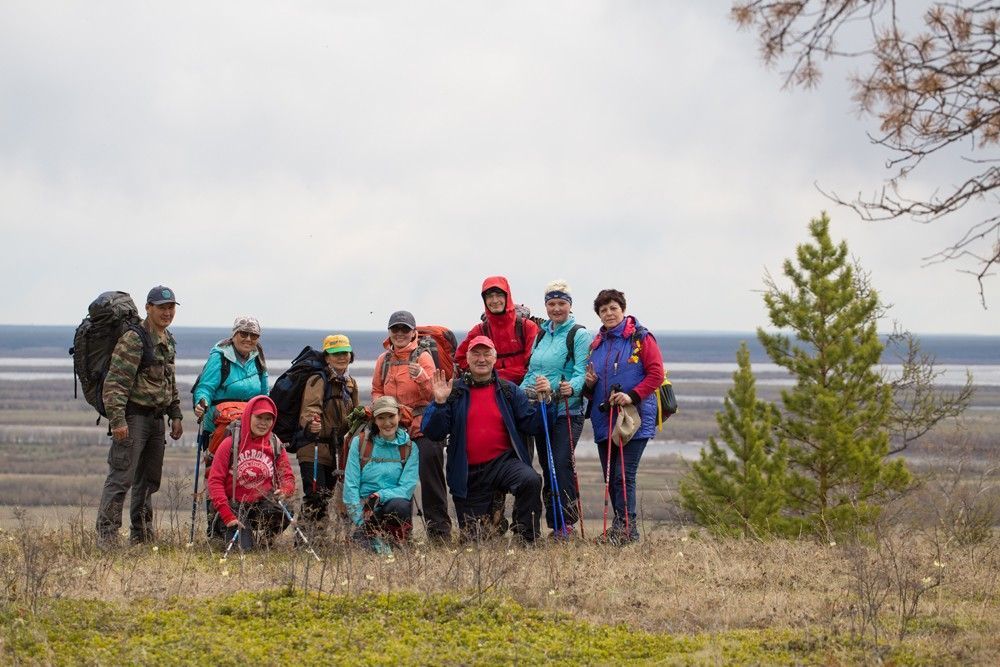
[{"xmin": 207, "ymin": 395, "xmax": 296, "ymax": 525}]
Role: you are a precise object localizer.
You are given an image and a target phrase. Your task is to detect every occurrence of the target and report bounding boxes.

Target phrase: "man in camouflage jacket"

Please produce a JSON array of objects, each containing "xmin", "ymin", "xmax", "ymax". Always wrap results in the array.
[{"xmin": 96, "ymin": 285, "xmax": 184, "ymax": 547}]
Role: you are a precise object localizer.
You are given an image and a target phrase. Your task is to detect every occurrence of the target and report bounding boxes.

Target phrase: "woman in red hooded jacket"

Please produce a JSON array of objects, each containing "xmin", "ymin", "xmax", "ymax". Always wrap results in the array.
[
  {"xmin": 207, "ymin": 394, "xmax": 296, "ymax": 550},
  {"xmin": 456, "ymin": 276, "xmax": 540, "ymax": 385}
]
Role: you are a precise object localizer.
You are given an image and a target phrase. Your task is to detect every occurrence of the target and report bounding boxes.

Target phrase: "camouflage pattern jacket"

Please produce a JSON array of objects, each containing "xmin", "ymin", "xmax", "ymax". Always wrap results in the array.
[{"xmin": 102, "ymin": 320, "xmax": 182, "ymax": 430}]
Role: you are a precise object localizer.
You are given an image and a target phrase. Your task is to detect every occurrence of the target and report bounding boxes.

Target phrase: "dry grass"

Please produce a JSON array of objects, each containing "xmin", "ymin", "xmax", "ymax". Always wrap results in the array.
[{"xmin": 2, "ymin": 504, "xmax": 998, "ymax": 661}]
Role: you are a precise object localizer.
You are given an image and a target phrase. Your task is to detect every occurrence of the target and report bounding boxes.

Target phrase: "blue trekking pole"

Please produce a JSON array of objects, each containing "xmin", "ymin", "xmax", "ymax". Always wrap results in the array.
[
  {"xmin": 222, "ymin": 528, "xmax": 240, "ymax": 560},
  {"xmin": 188, "ymin": 399, "xmax": 207, "ymax": 546},
  {"xmin": 539, "ymin": 394, "xmax": 567, "ymax": 536}
]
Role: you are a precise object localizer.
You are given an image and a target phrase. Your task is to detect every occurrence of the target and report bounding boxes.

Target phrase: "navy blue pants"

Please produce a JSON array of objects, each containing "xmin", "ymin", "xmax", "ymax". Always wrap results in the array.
[
  {"xmin": 453, "ymin": 451, "xmax": 542, "ymax": 541},
  {"xmin": 596, "ymin": 437, "xmax": 648, "ymax": 541}
]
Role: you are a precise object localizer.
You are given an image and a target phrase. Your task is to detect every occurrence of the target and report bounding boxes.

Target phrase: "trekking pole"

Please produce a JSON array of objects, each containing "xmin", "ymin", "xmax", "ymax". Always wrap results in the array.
[
  {"xmin": 222, "ymin": 528, "xmax": 240, "ymax": 560},
  {"xmin": 564, "ymin": 394, "xmax": 585, "ymax": 538},
  {"xmin": 188, "ymin": 399, "xmax": 207, "ymax": 546},
  {"xmin": 602, "ymin": 407, "xmax": 614, "ymax": 539},
  {"xmin": 311, "ymin": 416, "xmax": 320, "ymax": 495},
  {"xmin": 539, "ymin": 394, "xmax": 566, "ymax": 535},
  {"xmin": 276, "ymin": 497, "xmax": 322, "ymax": 562}
]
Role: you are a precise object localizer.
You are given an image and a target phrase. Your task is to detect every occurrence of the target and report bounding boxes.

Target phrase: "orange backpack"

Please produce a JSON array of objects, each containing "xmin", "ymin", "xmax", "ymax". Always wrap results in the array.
[{"xmin": 207, "ymin": 401, "xmax": 248, "ymax": 456}]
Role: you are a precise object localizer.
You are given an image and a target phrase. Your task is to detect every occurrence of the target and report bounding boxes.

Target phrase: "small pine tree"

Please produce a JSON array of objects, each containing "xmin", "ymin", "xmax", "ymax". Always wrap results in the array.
[
  {"xmin": 680, "ymin": 342, "xmax": 790, "ymax": 537},
  {"xmin": 758, "ymin": 213, "xmax": 911, "ymax": 536}
]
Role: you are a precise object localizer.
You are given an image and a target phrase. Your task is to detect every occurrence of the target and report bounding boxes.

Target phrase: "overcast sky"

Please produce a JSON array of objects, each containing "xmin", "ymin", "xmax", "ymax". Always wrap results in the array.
[{"xmin": 2, "ymin": 2, "xmax": 995, "ymax": 335}]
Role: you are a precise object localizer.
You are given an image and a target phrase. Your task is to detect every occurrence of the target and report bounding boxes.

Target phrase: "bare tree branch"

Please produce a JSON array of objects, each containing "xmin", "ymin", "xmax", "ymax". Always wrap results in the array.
[{"xmin": 734, "ymin": 1, "xmax": 1000, "ymax": 303}]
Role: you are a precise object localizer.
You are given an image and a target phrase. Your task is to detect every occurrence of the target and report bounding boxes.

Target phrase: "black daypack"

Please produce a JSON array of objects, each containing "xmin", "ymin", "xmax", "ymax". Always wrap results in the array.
[
  {"xmin": 268, "ymin": 346, "xmax": 327, "ymax": 444},
  {"xmin": 70, "ymin": 291, "xmax": 155, "ymax": 420}
]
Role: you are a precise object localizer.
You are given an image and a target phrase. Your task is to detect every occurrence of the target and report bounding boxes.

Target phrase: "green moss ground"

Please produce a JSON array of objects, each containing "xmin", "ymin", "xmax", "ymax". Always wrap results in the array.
[{"xmin": 0, "ymin": 589, "xmax": 943, "ymax": 666}]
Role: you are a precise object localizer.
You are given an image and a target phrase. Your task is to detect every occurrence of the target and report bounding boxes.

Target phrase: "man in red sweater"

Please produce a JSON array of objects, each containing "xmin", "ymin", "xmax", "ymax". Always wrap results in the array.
[{"xmin": 423, "ymin": 336, "xmax": 548, "ymax": 543}]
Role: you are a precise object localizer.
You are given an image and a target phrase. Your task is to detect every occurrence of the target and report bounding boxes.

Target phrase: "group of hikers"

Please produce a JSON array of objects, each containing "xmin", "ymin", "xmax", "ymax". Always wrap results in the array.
[{"xmin": 89, "ymin": 277, "xmax": 667, "ymax": 554}]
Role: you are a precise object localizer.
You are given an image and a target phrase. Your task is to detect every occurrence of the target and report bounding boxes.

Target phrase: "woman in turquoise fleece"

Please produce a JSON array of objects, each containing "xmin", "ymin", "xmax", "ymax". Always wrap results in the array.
[
  {"xmin": 343, "ymin": 395, "xmax": 419, "ymax": 550},
  {"xmin": 192, "ymin": 315, "xmax": 269, "ymax": 438},
  {"xmin": 192, "ymin": 315, "xmax": 269, "ymax": 538},
  {"xmin": 521, "ymin": 279, "xmax": 593, "ymax": 538}
]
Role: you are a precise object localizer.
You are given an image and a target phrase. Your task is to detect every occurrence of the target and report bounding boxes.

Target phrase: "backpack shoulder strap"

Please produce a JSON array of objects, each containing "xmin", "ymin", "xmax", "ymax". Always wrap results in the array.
[
  {"xmin": 219, "ymin": 354, "xmax": 232, "ymax": 387},
  {"xmin": 230, "ymin": 423, "xmax": 241, "ymax": 499},
  {"xmin": 378, "ymin": 351, "xmax": 393, "ymax": 385},
  {"xmin": 399, "ymin": 439, "xmax": 412, "ymax": 468},
  {"xmin": 127, "ymin": 323, "xmax": 157, "ymax": 370},
  {"xmin": 514, "ymin": 314, "xmax": 524, "ymax": 350},
  {"xmin": 497, "ymin": 378, "xmax": 515, "ymax": 404},
  {"xmin": 359, "ymin": 430, "xmax": 374, "ymax": 470},
  {"xmin": 533, "ymin": 326, "xmax": 546, "ymax": 349},
  {"xmin": 565, "ymin": 324, "xmax": 584, "ymax": 366}
]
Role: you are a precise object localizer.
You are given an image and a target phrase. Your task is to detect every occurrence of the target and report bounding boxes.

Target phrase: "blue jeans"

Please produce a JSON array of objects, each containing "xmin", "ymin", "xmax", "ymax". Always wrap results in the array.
[
  {"xmin": 596, "ymin": 436, "xmax": 648, "ymax": 541},
  {"xmin": 539, "ymin": 413, "xmax": 584, "ymax": 530}
]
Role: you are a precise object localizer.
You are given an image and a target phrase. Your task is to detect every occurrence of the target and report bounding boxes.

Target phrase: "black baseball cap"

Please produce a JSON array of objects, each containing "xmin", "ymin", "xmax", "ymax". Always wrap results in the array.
[
  {"xmin": 146, "ymin": 285, "xmax": 179, "ymax": 305},
  {"xmin": 387, "ymin": 310, "xmax": 416, "ymax": 330}
]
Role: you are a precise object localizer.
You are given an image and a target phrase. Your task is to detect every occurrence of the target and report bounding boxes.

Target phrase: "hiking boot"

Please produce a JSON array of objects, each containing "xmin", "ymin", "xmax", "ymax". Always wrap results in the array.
[
  {"xmin": 129, "ymin": 529, "xmax": 155, "ymax": 546},
  {"xmin": 548, "ymin": 525, "xmax": 575, "ymax": 541},
  {"xmin": 96, "ymin": 533, "xmax": 122, "ymax": 551},
  {"xmin": 595, "ymin": 530, "xmax": 635, "ymax": 547},
  {"xmin": 426, "ymin": 531, "xmax": 453, "ymax": 546}
]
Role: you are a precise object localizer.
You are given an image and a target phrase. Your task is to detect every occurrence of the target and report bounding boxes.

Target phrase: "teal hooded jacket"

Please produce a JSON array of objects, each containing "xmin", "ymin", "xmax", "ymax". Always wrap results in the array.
[
  {"xmin": 342, "ymin": 427, "xmax": 419, "ymax": 526},
  {"xmin": 192, "ymin": 342, "xmax": 268, "ymax": 433}
]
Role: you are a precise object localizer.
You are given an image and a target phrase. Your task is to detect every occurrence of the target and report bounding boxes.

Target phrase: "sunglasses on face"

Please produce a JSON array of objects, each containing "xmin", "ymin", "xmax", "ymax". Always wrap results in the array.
[
  {"xmin": 389, "ymin": 325, "xmax": 413, "ymax": 334},
  {"xmin": 236, "ymin": 331, "xmax": 260, "ymax": 341}
]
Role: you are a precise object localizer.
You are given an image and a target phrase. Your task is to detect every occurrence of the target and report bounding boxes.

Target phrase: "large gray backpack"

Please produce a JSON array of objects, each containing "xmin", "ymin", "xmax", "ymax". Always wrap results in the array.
[{"xmin": 69, "ymin": 291, "xmax": 153, "ymax": 420}]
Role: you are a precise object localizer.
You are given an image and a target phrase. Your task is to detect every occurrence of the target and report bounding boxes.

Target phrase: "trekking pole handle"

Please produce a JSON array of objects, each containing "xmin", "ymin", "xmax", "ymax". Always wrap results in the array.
[{"xmin": 195, "ymin": 398, "xmax": 208, "ymax": 425}]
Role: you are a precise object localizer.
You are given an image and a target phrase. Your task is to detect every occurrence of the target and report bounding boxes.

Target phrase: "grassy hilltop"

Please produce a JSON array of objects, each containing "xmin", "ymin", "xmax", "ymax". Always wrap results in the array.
[{"xmin": 2, "ymin": 376, "xmax": 999, "ymax": 664}]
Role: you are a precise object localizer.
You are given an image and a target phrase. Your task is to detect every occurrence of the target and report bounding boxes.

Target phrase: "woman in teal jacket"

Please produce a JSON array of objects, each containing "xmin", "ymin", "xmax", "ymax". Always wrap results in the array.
[
  {"xmin": 520, "ymin": 280, "xmax": 593, "ymax": 538},
  {"xmin": 192, "ymin": 315, "xmax": 269, "ymax": 437},
  {"xmin": 192, "ymin": 315, "xmax": 269, "ymax": 537},
  {"xmin": 343, "ymin": 395, "xmax": 419, "ymax": 551}
]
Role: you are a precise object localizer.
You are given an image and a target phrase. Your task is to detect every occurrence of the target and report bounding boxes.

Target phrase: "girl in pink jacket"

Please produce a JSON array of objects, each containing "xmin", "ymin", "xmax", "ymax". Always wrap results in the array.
[{"xmin": 207, "ymin": 395, "xmax": 296, "ymax": 549}]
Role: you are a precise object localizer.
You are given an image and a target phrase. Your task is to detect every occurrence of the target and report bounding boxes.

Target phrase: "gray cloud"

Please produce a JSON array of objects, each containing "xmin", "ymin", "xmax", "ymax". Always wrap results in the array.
[{"xmin": 0, "ymin": 2, "xmax": 993, "ymax": 334}]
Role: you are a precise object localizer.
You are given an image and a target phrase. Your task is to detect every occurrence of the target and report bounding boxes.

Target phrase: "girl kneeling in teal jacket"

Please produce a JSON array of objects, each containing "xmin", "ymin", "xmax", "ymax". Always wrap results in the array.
[{"xmin": 342, "ymin": 395, "xmax": 419, "ymax": 551}]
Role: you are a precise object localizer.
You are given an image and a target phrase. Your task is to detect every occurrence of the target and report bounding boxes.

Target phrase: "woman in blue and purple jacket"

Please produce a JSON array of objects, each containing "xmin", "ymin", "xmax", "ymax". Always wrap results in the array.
[{"xmin": 583, "ymin": 289, "xmax": 664, "ymax": 544}]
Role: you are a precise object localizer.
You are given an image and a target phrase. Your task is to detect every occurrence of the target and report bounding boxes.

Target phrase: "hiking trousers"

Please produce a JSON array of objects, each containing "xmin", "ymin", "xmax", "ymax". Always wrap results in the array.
[
  {"xmin": 299, "ymin": 460, "xmax": 338, "ymax": 527},
  {"xmin": 223, "ymin": 500, "xmax": 289, "ymax": 551},
  {"xmin": 96, "ymin": 411, "xmax": 165, "ymax": 543},
  {"xmin": 416, "ymin": 436, "xmax": 451, "ymax": 540},
  {"xmin": 453, "ymin": 451, "xmax": 541, "ymax": 542}
]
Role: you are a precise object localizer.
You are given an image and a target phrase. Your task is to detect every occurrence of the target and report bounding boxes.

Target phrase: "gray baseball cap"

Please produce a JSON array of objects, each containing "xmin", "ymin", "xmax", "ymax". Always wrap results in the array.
[
  {"xmin": 146, "ymin": 285, "xmax": 179, "ymax": 305},
  {"xmin": 387, "ymin": 310, "xmax": 416, "ymax": 330}
]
